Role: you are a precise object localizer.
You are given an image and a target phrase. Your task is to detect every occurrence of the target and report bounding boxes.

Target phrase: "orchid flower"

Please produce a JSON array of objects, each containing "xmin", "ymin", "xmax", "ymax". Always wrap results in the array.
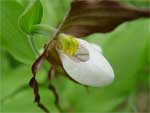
[
  {"xmin": 56, "ymin": 34, "xmax": 114, "ymax": 87},
  {"xmin": 19, "ymin": 0, "xmax": 150, "ymax": 113}
]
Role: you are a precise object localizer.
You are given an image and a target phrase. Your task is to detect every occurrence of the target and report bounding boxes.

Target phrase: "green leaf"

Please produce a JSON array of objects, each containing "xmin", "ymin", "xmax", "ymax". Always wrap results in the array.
[
  {"xmin": 102, "ymin": 19, "xmax": 149, "ymax": 92},
  {"xmin": 87, "ymin": 19, "xmax": 149, "ymax": 93},
  {"xmin": 30, "ymin": 0, "xmax": 72, "ymax": 51},
  {"xmin": 2, "ymin": 88, "xmax": 59, "ymax": 113},
  {"xmin": 1, "ymin": 66, "xmax": 31, "ymax": 101},
  {"xmin": 0, "ymin": 1, "xmax": 35, "ymax": 64},
  {"xmin": 16, "ymin": 0, "xmax": 30, "ymax": 8},
  {"xmin": 41, "ymin": 0, "xmax": 71, "ymax": 27},
  {"xmin": 19, "ymin": 0, "xmax": 43, "ymax": 34},
  {"xmin": 55, "ymin": 76, "xmax": 126, "ymax": 112},
  {"xmin": 121, "ymin": 0, "xmax": 150, "ymax": 8},
  {"xmin": 0, "ymin": 63, "xmax": 48, "ymax": 101}
]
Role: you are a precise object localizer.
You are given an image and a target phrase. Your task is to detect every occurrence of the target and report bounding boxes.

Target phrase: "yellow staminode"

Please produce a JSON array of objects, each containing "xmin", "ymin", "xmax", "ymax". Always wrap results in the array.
[{"xmin": 57, "ymin": 33, "xmax": 79, "ymax": 56}]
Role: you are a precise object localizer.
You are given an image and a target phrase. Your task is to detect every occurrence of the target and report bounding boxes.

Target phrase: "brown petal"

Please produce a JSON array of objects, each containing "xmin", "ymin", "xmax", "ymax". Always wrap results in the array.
[{"xmin": 59, "ymin": 0, "xmax": 150, "ymax": 37}]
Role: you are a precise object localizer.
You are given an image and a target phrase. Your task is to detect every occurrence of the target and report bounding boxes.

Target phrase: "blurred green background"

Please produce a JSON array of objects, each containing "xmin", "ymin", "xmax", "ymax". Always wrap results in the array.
[{"xmin": 0, "ymin": 0, "xmax": 149, "ymax": 113}]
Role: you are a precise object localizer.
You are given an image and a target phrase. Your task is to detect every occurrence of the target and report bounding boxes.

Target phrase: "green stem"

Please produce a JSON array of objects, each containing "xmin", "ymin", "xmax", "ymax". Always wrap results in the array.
[
  {"xmin": 27, "ymin": 24, "xmax": 57, "ymax": 56},
  {"xmin": 27, "ymin": 30, "xmax": 50, "ymax": 71},
  {"xmin": 47, "ymin": 8, "xmax": 71, "ymax": 45},
  {"xmin": 27, "ymin": 35, "xmax": 39, "ymax": 56},
  {"xmin": 31, "ymin": 24, "xmax": 57, "ymax": 36}
]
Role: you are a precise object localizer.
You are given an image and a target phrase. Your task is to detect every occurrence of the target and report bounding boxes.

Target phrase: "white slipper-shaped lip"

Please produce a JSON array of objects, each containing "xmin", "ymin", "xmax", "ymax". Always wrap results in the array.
[{"xmin": 57, "ymin": 38, "xmax": 114, "ymax": 87}]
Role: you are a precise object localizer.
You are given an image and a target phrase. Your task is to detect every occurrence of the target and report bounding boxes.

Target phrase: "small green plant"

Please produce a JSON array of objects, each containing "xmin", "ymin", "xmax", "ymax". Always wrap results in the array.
[
  {"xmin": 18, "ymin": 0, "xmax": 150, "ymax": 113},
  {"xmin": 1, "ymin": 0, "xmax": 150, "ymax": 113}
]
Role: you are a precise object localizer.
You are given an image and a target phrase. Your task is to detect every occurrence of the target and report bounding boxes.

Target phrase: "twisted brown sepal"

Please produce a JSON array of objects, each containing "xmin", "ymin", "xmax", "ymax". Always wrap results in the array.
[
  {"xmin": 29, "ymin": 51, "xmax": 50, "ymax": 113},
  {"xmin": 48, "ymin": 66, "xmax": 62, "ymax": 112},
  {"xmin": 60, "ymin": 0, "xmax": 150, "ymax": 37}
]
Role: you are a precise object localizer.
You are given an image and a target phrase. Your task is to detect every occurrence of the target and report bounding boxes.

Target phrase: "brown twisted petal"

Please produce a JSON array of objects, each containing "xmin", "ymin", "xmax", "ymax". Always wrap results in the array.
[
  {"xmin": 47, "ymin": 66, "xmax": 62, "ymax": 112},
  {"xmin": 29, "ymin": 51, "xmax": 50, "ymax": 113},
  {"xmin": 59, "ymin": 0, "xmax": 150, "ymax": 37}
]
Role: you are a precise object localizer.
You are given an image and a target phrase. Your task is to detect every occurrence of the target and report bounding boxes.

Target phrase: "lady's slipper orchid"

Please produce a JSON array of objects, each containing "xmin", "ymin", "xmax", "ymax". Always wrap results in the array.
[{"xmin": 27, "ymin": 0, "xmax": 150, "ymax": 113}]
